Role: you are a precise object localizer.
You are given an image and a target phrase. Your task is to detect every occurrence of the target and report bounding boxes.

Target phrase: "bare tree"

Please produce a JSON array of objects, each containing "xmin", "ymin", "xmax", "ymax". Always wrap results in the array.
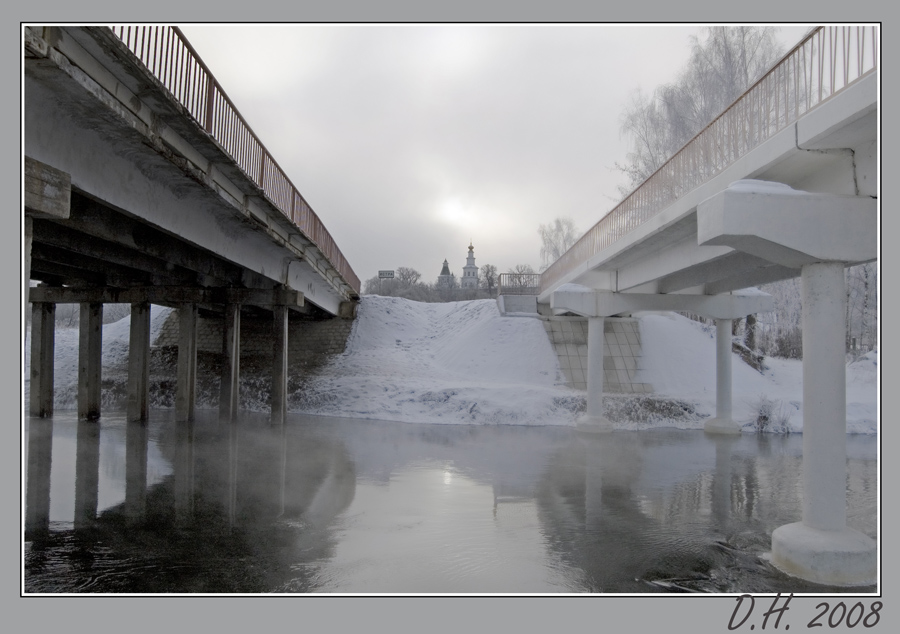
[
  {"xmin": 479, "ymin": 263, "xmax": 498, "ymax": 298},
  {"xmin": 538, "ymin": 217, "xmax": 580, "ymax": 271},
  {"xmin": 396, "ymin": 266, "xmax": 422, "ymax": 287},
  {"xmin": 617, "ymin": 26, "xmax": 784, "ymax": 191}
]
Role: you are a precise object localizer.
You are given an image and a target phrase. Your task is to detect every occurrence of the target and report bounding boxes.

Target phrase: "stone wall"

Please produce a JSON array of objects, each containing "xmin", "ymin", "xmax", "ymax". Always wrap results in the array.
[
  {"xmin": 154, "ymin": 309, "xmax": 353, "ymax": 364},
  {"xmin": 543, "ymin": 317, "xmax": 653, "ymax": 394}
]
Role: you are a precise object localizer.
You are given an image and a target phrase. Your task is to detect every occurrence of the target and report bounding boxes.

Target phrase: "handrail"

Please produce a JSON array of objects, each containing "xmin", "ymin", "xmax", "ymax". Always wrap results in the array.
[
  {"xmin": 541, "ymin": 25, "xmax": 878, "ymax": 295},
  {"xmin": 499, "ymin": 273, "xmax": 542, "ymax": 296},
  {"xmin": 109, "ymin": 26, "xmax": 360, "ymax": 295}
]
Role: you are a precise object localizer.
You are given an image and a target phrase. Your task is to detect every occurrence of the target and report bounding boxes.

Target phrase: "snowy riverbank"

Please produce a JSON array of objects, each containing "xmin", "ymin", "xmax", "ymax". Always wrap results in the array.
[{"xmin": 24, "ymin": 296, "xmax": 877, "ymax": 433}]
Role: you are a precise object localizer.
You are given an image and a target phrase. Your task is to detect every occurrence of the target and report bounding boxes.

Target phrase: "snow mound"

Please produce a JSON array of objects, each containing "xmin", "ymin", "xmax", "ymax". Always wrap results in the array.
[
  {"xmin": 637, "ymin": 312, "xmax": 877, "ymax": 434},
  {"xmin": 292, "ymin": 296, "xmax": 581, "ymax": 426}
]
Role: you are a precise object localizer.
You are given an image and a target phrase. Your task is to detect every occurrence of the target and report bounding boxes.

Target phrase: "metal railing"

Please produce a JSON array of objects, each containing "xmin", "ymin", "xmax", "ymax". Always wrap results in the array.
[
  {"xmin": 541, "ymin": 25, "xmax": 878, "ymax": 295},
  {"xmin": 109, "ymin": 26, "xmax": 361, "ymax": 295},
  {"xmin": 499, "ymin": 273, "xmax": 542, "ymax": 295}
]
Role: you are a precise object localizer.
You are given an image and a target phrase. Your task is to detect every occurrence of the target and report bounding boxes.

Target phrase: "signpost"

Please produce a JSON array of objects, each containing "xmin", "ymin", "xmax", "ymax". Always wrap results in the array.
[{"xmin": 378, "ymin": 270, "xmax": 394, "ymax": 295}]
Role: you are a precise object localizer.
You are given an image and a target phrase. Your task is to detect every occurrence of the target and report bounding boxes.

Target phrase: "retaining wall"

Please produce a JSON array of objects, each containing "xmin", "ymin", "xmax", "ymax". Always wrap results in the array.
[{"xmin": 543, "ymin": 317, "xmax": 653, "ymax": 394}]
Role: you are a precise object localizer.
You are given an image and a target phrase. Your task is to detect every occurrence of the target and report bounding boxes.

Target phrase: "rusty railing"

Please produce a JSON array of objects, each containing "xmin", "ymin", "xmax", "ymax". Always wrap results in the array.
[
  {"xmin": 110, "ymin": 26, "xmax": 360, "ymax": 294},
  {"xmin": 541, "ymin": 25, "xmax": 878, "ymax": 295}
]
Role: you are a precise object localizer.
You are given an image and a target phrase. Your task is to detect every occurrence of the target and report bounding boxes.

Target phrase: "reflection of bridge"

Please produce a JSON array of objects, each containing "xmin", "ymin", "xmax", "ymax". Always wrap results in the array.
[
  {"xmin": 512, "ymin": 27, "xmax": 878, "ymax": 586},
  {"xmin": 25, "ymin": 26, "xmax": 360, "ymax": 425}
]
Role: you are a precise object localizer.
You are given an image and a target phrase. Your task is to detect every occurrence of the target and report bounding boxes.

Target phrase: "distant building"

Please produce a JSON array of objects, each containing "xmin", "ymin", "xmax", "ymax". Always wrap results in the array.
[
  {"xmin": 461, "ymin": 242, "xmax": 478, "ymax": 289},
  {"xmin": 437, "ymin": 258, "xmax": 452, "ymax": 288}
]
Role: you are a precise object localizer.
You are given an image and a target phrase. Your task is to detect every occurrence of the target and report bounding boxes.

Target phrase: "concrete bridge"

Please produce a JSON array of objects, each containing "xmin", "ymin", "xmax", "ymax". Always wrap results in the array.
[
  {"xmin": 24, "ymin": 26, "xmax": 360, "ymax": 426},
  {"xmin": 509, "ymin": 26, "xmax": 877, "ymax": 586}
]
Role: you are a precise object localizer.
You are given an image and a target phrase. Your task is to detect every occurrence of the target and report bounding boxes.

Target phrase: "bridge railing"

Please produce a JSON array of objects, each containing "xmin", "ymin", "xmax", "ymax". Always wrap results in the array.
[
  {"xmin": 541, "ymin": 25, "xmax": 878, "ymax": 296},
  {"xmin": 499, "ymin": 273, "xmax": 542, "ymax": 295},
  {"xmin": 110, "ymin": 26, "xmax": 361, "ymax": 295}
]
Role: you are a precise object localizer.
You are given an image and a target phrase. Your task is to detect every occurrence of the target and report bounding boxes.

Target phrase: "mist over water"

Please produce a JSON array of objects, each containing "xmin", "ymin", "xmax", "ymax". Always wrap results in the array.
[{"xmin": 23, "ymin": 410, "xmax": 877, "ymax": 594}]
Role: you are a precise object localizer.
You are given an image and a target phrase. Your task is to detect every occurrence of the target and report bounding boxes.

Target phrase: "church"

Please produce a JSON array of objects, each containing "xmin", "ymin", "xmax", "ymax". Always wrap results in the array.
[{"xmin": 438, "ymin": 242, "xmax": 479, "ymax": 289}]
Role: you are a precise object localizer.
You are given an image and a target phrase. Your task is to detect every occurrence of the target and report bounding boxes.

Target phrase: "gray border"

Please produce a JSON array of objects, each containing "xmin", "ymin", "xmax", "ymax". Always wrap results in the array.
[{"xmin": 8, "ymin": 4, "xmax": 890, "ymax": 633}]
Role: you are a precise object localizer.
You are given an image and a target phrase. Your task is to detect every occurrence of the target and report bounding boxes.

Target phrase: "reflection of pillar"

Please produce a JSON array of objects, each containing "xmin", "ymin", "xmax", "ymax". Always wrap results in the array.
[
  {"xmin": 175, "ymin": 304, "xmax": 198, "ymax": 422},
  {"xmin": 705, "ymin": 319, "xmax": 740, "ymax": 434},
  {"xmin": 78, "ymin": 302, "xmax": 103, "ymax": 421},
  {"xmin": 74, "ymin": 420, "xmax": 101, "ymax": 530},
  {"xmin": 125, "ymin": 419, "xmax": 148, "ymax": 522},
  {"xmin": 772, "ymin": 262, "xmax": 875, "ymax": 586},
  {"xmin": 711, "ymin": 435, "xmax": 736, "ymax": 528},
  {"xmin": 219, "ymin": 303, "xmax": 240, "ymax": 424},
  {"xmin": 25, "ymin": 418, "xmax": 53, "ymax": 539},
  {"xmin": 30, "ymin": 301, "xmax": 55, "ymax": 418},
  {"xmin": 271, "ymin": 305, "xmax": 289, "ymax": 426},
  {"xmin": 173, "ymin": 418, "xmax": 194, "ymax": 525},
  {"xmin": 127, "ymin": 302, "xmax": 151, "ymax": 422},
  {"xmin": 227, "ymin": 420, "xmax": 238, "ymax": 527},
  {"xmin": 277, "ymin": 424, "xmax": 287, "ymax": 518},
  {"xmin": 578, "ymin": 316, "xmax": 613, "ymax": 432},
  {"xmin": 584, "ymin": 441, "xmax": 603, "ymax": 527}
]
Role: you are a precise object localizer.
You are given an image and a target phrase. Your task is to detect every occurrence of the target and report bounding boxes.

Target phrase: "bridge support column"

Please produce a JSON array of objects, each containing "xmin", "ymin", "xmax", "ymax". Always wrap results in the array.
[
  {"xmin": 24, "ymin": 217, "xmax": 32, "ymax": 309},
  {"xmin": 772, "ymin": 262, "xmax": 875, "ymax": 586},
  {"xmin": 271, "ymin": 305, "xmax": 289, "ymax": 426},
  {"xmin": 705, "ymin": 318, "xmax": 741, "ymax": 434},
  {"xmin": 175, "ymin": 304, "xmax": 198, "ymax": 422},
  {"xmin": 578, "ymin": 316, "xmax": 614, "ymax": 433},
  {"xmin": 78, "ymin": 302, "xmax": 103, "ymax": 421},
  {"xmin": 29, "ymin": 301, "xmax": 55, "ymax": 418},
  {"xmin": 219, "ymin": 303, "xmax": 241, "ymax": 424},
  {"xmin": 127, "ymin": 301, "xmax": 151, "ymax": 422}
]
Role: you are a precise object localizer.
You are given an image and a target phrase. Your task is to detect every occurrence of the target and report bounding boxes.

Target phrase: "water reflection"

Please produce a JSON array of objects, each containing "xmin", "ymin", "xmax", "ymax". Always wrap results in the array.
[{"xmin": 23, "ymin": 413, "xmax": 877, "ymax": 594}]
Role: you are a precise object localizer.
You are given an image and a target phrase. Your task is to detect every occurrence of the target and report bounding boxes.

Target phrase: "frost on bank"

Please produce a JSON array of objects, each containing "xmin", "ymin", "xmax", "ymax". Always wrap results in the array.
[{"xmin": 291, "ymin": 296, "xmax": 583, "ymax": 425}]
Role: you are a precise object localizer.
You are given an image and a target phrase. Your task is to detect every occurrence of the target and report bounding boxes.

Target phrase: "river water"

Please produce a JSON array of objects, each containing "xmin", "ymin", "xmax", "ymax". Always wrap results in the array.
[{"xmin": 23, "ymin": 410, "xmax": 878, "ymax": 594}]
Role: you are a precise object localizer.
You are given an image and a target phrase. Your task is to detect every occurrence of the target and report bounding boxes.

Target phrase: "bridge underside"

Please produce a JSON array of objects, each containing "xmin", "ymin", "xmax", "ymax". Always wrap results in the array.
[{"xmin": 24, "ymin": 26, "xmax": 359, "ymax": 431}]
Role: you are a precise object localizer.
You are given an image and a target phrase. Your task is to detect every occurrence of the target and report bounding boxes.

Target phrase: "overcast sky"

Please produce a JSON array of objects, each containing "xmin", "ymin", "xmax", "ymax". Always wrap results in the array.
[{"xmin": 177, "ymin": 24, "xmax": 811, "ymax": 288}]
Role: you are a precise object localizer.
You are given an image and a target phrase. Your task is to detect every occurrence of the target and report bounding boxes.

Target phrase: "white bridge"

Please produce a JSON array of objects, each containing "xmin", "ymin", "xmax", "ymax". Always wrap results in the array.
[{"xmin": 532, "ymin": 27, "xmax": 877, "ymax": 586}]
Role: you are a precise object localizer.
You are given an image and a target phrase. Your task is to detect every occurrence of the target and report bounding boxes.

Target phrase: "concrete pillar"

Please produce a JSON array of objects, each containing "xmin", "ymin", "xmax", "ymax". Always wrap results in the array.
[
  {"xmin": 175, "ymin": 304, "xmax": 198, "ymax": 422},
  {"xmin": 771, "ymin": 261, "xmax": 875, "ymax": 586},
  {"xmin": 74, "ymin": 419, "xmax": 101, "ymax": 530},
  {"xmin": 271, "ymin": 305, "xmax": 289, "ymax": 426},
  {"xmin": 78, "ymin": 302, "xmax": 103, "ymax": 421},
  {"xmin": 578, "ymin": 316, "xmax": 614, "ymax": 432},
  {"xmin": 219, "ymin": 303, "xmax": 241, "ymax": 424},
  {"xmin": 29, "ymin": 301, "xmax": 55, "ymax": 418},
  {"xmin": 705, "ymin": 318, "xmax": 741, "ymax": 434},
  {"xmin": 126, "ymin": 301, "xmax": 151, "ymax": 422},
  {"xmin": 25, "ymin": 418, "xmax": 53, "ymax": 539},
  {"xmin": 24, "ymin": 217, "xmax": 32, "ymax": 309}
]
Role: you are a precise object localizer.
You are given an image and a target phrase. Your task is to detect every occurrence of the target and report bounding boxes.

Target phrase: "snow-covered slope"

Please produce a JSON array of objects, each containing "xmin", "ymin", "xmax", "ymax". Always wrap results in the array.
[
  {"xmin": 637, "ymin": 313, "xmax": 877, "ymax": 434},
  {"xmin": 291, "ymin": 296, "xmax": 582, "ymax": 425}
]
